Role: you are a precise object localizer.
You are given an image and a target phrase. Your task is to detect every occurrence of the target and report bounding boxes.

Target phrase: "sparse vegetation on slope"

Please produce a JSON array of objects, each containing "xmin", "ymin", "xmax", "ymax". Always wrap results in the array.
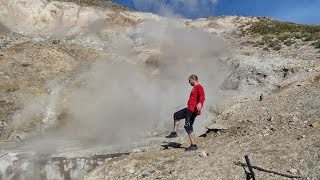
[
  {"xmin": 241, "ymin": 18, "xmax": 320, "ymax": 51},
  {"xmin": 49, "ymin": 0, "xmax": 131, "ymax": 11}
]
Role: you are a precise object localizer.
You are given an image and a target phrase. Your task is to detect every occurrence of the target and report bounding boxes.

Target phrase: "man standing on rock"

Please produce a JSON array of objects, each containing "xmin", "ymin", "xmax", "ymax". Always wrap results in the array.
[{"xmin": 166, "ymin": 74, "xmax": 205, "ymax": 151}]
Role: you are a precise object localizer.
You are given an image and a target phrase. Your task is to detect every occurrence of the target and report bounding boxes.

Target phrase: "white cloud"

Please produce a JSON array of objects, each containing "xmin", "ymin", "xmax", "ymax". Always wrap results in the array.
[{"xmin": 133, "ymin": 0, "xmax": 218, "ymax": 18}]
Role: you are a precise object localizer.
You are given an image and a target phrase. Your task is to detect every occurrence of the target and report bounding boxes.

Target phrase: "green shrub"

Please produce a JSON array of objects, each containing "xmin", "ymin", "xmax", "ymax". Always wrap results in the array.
[
  {"xmin": 262, "ymin": 35, "xmax": 274, "ymax": 42},
  {"xmin": 238, "ymin": 24, "xmax": 245, "ymax": 29},
  {"xmin": 304, "ymin": 34, "xmax": 315, "ymax": 41},
  {"xmin": 273, "ymin": 45, "xmax": 282, "ymax": 51},
  {"xmin": 268, "ymin": 39, "xmax": 281, "ymax": 48},
  {"xmin": 293, "ymin": 32, "xmax": 303, "ymax": 39},
  {"xmin": 278, "ymin": 32, "xmax": 293, "ymax": 41},
  {"xmin": 263, "ymin": 47, "xmax": 269, "ymax": 51},
  {"xmin": 311, "ymin": 40, "xmax": 320, "ymax": 49},
  {"xmin": 284, "ymin": 39, "xmax": 295, "ymax": 46}
]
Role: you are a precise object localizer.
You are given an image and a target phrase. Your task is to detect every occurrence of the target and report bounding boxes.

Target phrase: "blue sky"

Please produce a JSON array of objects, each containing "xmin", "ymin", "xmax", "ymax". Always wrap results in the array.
[{"xmin": 112, "ymin": 0, "xmax": 320, "ymax": 24}]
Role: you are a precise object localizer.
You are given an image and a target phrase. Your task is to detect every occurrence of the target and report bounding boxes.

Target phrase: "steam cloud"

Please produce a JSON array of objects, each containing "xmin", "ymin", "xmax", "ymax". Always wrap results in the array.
[
  {"xmin": 133, "ymin": 0, "xmax": 218, "ymax": 18},
  {"xmin": 8, "ymin": 16, "xmax": 226, "ymax": 152},
  {"xmin": 58, "ymin": 20, "xmax": 226, "ymax": 146}
]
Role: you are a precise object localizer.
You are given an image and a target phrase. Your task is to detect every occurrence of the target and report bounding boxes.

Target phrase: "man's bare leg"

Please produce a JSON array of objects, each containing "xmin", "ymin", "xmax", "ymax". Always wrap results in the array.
[
  {"xmin": 188, "ymin": 132, "xmax": 196, "ymax": 145},
  {"xmin": 185, "ymin": 132, "xmax": 198, "ymax": 151},
  {"xmin": 172, "ymin": 121, "xmax": 179, "ymax": 132},
  {"xmin": 166, "ymin": 121, "xmax": 179, "ymax": 138}
]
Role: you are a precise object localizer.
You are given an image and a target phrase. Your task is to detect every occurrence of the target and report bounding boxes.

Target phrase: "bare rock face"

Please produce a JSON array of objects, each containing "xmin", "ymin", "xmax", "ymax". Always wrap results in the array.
[
  {"xmin": 0, "ymin": 0, "xmax": 108, "ymax": 35},
  {"xmin": 0, "ymin": 149, "xmax": 130, "ymax": 180}
]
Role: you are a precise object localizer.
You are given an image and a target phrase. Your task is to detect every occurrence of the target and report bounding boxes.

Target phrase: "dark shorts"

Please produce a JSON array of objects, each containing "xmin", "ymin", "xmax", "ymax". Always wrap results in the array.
[{"xmin": 173, "ymin": 108, "xmax": 198, "ymax": 134}]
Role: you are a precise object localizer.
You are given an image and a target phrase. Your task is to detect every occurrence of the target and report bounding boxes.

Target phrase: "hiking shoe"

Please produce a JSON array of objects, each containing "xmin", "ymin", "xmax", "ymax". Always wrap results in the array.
[
  {"xmin": 165, "ymin": 132, "xmax": 177, "ymax": 138},
  {"xmin": 185, "ymin": 144, "xmax": 198, "ymax": 151}
]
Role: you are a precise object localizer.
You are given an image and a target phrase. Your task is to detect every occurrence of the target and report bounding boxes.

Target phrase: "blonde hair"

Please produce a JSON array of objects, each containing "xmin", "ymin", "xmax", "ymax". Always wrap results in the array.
[{"xmin": 189, "ymin": 74, "xmax": 198, "ymax": 81}]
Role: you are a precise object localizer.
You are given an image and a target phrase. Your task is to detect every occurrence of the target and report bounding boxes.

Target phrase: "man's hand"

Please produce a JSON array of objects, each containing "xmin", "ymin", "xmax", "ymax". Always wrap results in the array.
[{"xmin": 196, "ymin": 103, "xmax": 202, "ymax": 111}]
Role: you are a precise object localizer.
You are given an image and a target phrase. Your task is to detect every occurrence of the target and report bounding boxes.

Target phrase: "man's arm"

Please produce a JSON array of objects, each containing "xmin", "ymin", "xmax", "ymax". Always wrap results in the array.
[{"xmin": 196, "ymin": 86, "xmax": 205, "ymax": 111}]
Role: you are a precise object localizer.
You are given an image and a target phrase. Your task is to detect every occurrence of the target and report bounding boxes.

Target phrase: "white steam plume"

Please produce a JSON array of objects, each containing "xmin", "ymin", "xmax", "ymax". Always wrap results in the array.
[
  {"xmin": 7, "ymin": 18, "xmax": 227, "ymax": 152},
  {"xmin": 55, "ymin": 19, "xmax": 226, "ymax": 146},
  {"xmin": 133, "ymin": 0, "xmax": 218, "ymax": 18}
]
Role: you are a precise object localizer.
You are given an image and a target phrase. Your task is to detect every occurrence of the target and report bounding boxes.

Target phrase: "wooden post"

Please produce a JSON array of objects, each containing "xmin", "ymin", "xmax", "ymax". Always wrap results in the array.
[{"xmin": 245, "ymin": 155, "xmax": 256, "ymax": 180}]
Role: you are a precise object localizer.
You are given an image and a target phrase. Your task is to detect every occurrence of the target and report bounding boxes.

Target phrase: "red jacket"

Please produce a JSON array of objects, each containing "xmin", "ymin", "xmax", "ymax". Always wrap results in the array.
[{"xmin": 187, "ymin": 84, "xmax": 205, "ymax": 115}]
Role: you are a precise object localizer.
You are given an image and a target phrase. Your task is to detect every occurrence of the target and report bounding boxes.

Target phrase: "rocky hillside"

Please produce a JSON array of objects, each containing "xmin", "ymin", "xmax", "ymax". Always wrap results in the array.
[{"xmin": 0, "ymin": 0, "xmax": 319, "ymax": 180}]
